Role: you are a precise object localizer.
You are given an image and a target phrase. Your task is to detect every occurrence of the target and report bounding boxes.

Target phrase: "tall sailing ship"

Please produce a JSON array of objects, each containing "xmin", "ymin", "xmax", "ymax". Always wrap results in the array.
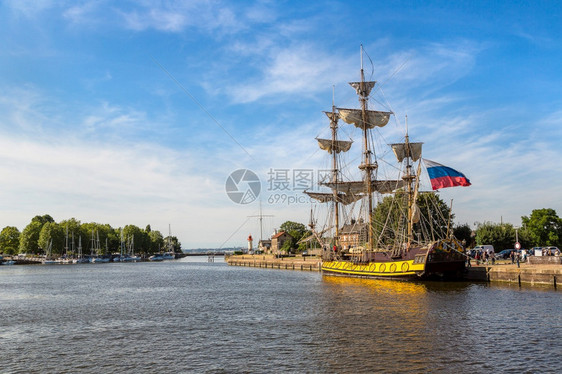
[{"xmin": 305, "ymin": 47, "xmax": 469, "ymax": 280}]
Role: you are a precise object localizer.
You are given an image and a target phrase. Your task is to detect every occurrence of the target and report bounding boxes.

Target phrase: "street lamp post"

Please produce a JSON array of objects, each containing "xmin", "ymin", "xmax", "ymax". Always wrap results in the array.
[{"xmin": 514, "ymin": 227, "xmax": 523, "ymax": 263}]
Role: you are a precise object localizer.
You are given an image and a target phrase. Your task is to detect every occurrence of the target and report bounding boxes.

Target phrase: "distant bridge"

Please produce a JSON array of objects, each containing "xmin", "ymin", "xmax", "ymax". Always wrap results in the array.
[{"xmin": 182, "ymin": 252, "xmax": 226, "ymax": 256}]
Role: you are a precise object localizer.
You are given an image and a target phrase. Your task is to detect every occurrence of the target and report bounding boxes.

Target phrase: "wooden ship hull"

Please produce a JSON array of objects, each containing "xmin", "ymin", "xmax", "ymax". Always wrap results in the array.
[{"xmin": 322, "ymin": 240, "xmax": 466, "ymax": 280}]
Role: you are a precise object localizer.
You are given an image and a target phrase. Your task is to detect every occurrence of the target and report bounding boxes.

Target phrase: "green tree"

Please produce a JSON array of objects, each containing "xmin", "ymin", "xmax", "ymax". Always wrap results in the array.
[
  {"xmin": 453, "ymin": 223, "xmax": 474, "ymax": 248},
  {"xmin": 31, "ymin": 214, "xmax": 55, "ymax": 225},
  {"xmin": 38, "ymin": 222, "xmax": 65, "ymax": 256},
  {"xmin": 474, "ymin": 222, "xmax": 516, "ymax": 252},
  {"xmin": 164, "ymin": 235, "xmax": 182, "ymax": 253},
  {"xmin": 148, "ymin": 230, "xmax": 164, "ymax": 254},
  {"xmin": 138, "ymin": 228, "xmax": 151, "ymax": 255},
  {"xmin": 122, "ymin": 224, "xmax": 144, "ymax": 254},
  {"xmin": 102, "ymin": 224, "xmax": 120, "ymax": 253},
  {"xmin": 79, "ymin": 222, "xmax": 119, "ymax": 255},
  {"xmin": 372, "ymin": 191, "xmax": 452, "ymax": 246},
  {"xmin": 279, "ymin": 221, "xmax": 307, "ymax": 242},
  {"xmin": 19, "ymin": 220, "xmax": 43, "ymax": 254},
  {"xmin": 59, "ymin": 218, "xmax": 82, "ymax": 255},
  {"xmin": 81, "ymin": 222, "xmax": 103, "ymax": 255},
  {"xmin": 280, "ymin": 236, "xmax": 296, "ymax": 253},
  {"xmin": 0, "ymin": 226, "xmax": 21, "ymax": 255},
  {"xmin": 521, "ymin": 208, "xmax": 562, "ymax": 247},
  {"xmin": 279, "ymin": 221, "xmax": 308, "ymax": 252}
]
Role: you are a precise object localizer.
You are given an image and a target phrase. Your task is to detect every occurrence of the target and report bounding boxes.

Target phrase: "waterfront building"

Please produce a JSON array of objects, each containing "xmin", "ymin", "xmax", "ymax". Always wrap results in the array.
[{"xmin": 271, "ymin": 231, "xmax": 293, "ymax": 254}]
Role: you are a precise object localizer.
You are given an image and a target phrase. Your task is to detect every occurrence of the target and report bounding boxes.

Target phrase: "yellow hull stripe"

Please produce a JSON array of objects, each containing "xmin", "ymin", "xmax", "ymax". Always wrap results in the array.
[{"xmin": 321, "ymin": 260, "xmax": 424, "ymax": 277}]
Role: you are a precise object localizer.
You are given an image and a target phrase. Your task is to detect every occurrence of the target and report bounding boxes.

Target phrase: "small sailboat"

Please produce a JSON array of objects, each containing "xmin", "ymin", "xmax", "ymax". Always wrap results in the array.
[
  {"xmin": 42, "ymin": 240, "xmax": 60, "ymax": 264},
  {"xmin": 113, "ymin": 229, "xmax": 125, "ymax": 262},
  {"xmin": 149, "ymin": 245, "xmax": 164, "ymax": 262},
  {"xmin": 73, "ymin": 235, "xmax": 88, "ymax": 263},
  {"xmin": 128, "ymin": 236, "xmax": 141, "ymax": 262},
  {"xmin": 61, "ymin": 226, "xmax": 74, "ymax": 264},
  {"xmin": 121, "ymin": 235, "xmax": 140, "ymax": 262},
  {"xmin": 149, "ymin": 253, "xmax": 164, "ymax": 261},
  {"xmin": 89, "ymin": 230, "xmax": 109, "ymax": 263},
  {"xmin": 162, "ymin": 224, "xmax": 175, "ymax": 260}
]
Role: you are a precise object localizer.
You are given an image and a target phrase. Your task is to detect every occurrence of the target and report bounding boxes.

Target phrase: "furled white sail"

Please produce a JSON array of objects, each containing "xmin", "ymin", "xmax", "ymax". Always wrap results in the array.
[
  {"xmin": 316, "ymin": 138, "xmax": 353, "ymax": 154},
  {"xmin": 324, "ymin": 111, "xmax": 339, "ymax": 122},
  {"xmin": 321, "ymin": 180, "xmax": 405, "ymax": 194},
  {"xmin": 349, "ymin": 81, "xmax": 376, "ymax": 97},
  {"xmin": 337, "ymin": 108, "xmax": 392, "ymax": 129},
  {"xmin": 390, "ymin": 142, "xmax": 423, "ymax": 163},
  {"xmin": 411, "ymin": 204, "xmax": 421, "ymax": 223}
]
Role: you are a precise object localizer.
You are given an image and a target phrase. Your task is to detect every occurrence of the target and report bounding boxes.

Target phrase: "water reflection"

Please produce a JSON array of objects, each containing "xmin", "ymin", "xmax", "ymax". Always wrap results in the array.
[
  {"xmin": 322, "ymin": 274, "xmax": 429, "ymax": 295},
  {"xmin": 314, "ymin": 276, "xmax": 436, "ymax": 372},
  {"xmin": 316, "ymin": 275, "xmax": 560, "ymax": 373}
]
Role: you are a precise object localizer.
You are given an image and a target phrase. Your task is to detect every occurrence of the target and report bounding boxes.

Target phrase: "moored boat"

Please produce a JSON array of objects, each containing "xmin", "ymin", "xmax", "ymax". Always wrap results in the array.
[
  {"xmin": 149, "ymin": 254, "xmax": 164, "ymax": 261},
  {"xmin": 121, "ymin": 233, "xmax": 140, "ymax": 261},
  {"xmin": 91, "ymin": 255, "xmax": 111, "ymax": 263},
  {"xmin": 162, "ymin": 252, "xmax": 175, "ymax": 260},
  {"xmin": 305, "ymin": 46, "xmax": 470, "ymax": 280},
  {"xmin": 42, "ymin": 240, "xmax": 61, "ymax": 264},
  {"xmin": 162, "ymin": 225, "xmax": 176, "ymax": 260}
]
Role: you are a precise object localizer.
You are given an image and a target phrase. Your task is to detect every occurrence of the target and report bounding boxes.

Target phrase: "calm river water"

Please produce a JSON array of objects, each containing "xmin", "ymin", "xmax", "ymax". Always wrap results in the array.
[{"xmin": 1, "ymin": 257, "xmax": 560, "ymax": 373}]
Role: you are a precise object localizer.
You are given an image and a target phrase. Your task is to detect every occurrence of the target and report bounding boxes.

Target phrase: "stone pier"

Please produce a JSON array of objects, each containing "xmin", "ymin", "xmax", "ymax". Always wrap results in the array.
[{"xmin": 465, "ymin": 262, "xmax": 561, "ymax": 288}]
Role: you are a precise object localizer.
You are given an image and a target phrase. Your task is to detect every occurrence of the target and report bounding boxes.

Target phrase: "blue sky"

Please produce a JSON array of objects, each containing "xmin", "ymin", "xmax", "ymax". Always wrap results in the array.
[{"xmin": 1, "ymin": 0, "xmax": 561, "ymax": 248}]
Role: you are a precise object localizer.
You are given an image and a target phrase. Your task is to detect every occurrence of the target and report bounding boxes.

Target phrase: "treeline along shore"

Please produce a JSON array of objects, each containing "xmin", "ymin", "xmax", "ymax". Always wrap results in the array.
[{"xmin": 0, "ymin": 214, "xmax": 181, "ymax": 258}]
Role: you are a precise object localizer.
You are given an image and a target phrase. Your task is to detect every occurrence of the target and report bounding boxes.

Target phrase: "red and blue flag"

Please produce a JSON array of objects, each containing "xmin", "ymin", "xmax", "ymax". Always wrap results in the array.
[{"xmin": 423, "ymin": 159, "xmax": 471, "ymax": 190}]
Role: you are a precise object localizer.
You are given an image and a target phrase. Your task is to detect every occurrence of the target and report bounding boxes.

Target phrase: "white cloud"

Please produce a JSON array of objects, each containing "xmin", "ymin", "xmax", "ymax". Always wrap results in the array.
[
  {"xmin": 116, "ymin": 0, "xmax": 244, "ymax": 34},
  {"xmin": 3, "ymin": 0, "xmax": 59, "ymax": 18},
  {"xmin": 224, "ymin": 44, "xmax": 350, "ymax": 104},
  {"xmin": 62, "ymin": 0, "xmax": 104, "ymax": 25},
  {"xmin": 123, "ymin": 8, "xmax": 187, "ymax": 32}
]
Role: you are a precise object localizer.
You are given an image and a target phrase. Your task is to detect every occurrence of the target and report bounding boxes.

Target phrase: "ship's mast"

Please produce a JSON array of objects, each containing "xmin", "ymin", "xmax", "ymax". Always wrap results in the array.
[
  {"xmin": 403, "ymin": 116, "xmax": 415, "ymax": 245},
  {"xmin": 391, "ymin": 116, "xmax": 423, "ymax": 247},
  {"xmin": 65, "ymin": 225, "xmax": 69, "ymax": 257},
  {"xmin": 330, "ymin": 86, "xmax": 340, "ymax": 244},
  {"xmin": 358, "ymin": 45, "xmax": 376, "ymax": 250},
  {"xmin": 248, "ymin": 201, "xmax": 273, "ymax": 242}
]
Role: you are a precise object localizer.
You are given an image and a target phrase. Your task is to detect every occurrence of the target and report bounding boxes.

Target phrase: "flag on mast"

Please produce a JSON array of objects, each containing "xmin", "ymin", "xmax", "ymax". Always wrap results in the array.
[{"xmin": 423, "ymin": 159, "xmax": 471, "ymax": 190}]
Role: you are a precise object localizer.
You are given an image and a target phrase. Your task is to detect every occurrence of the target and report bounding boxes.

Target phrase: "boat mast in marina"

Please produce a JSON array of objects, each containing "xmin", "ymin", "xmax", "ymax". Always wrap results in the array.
[
  {"xmin": 120, "ymin": 228, "xmax": 125, "ymax": 258},
  {"xmin": 247, "ymin": 201, "xmax": 274, "ymax": 243},
  {"xmin": 65, "ymin": 225, "xmax": 69, "ymax": 258}
]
